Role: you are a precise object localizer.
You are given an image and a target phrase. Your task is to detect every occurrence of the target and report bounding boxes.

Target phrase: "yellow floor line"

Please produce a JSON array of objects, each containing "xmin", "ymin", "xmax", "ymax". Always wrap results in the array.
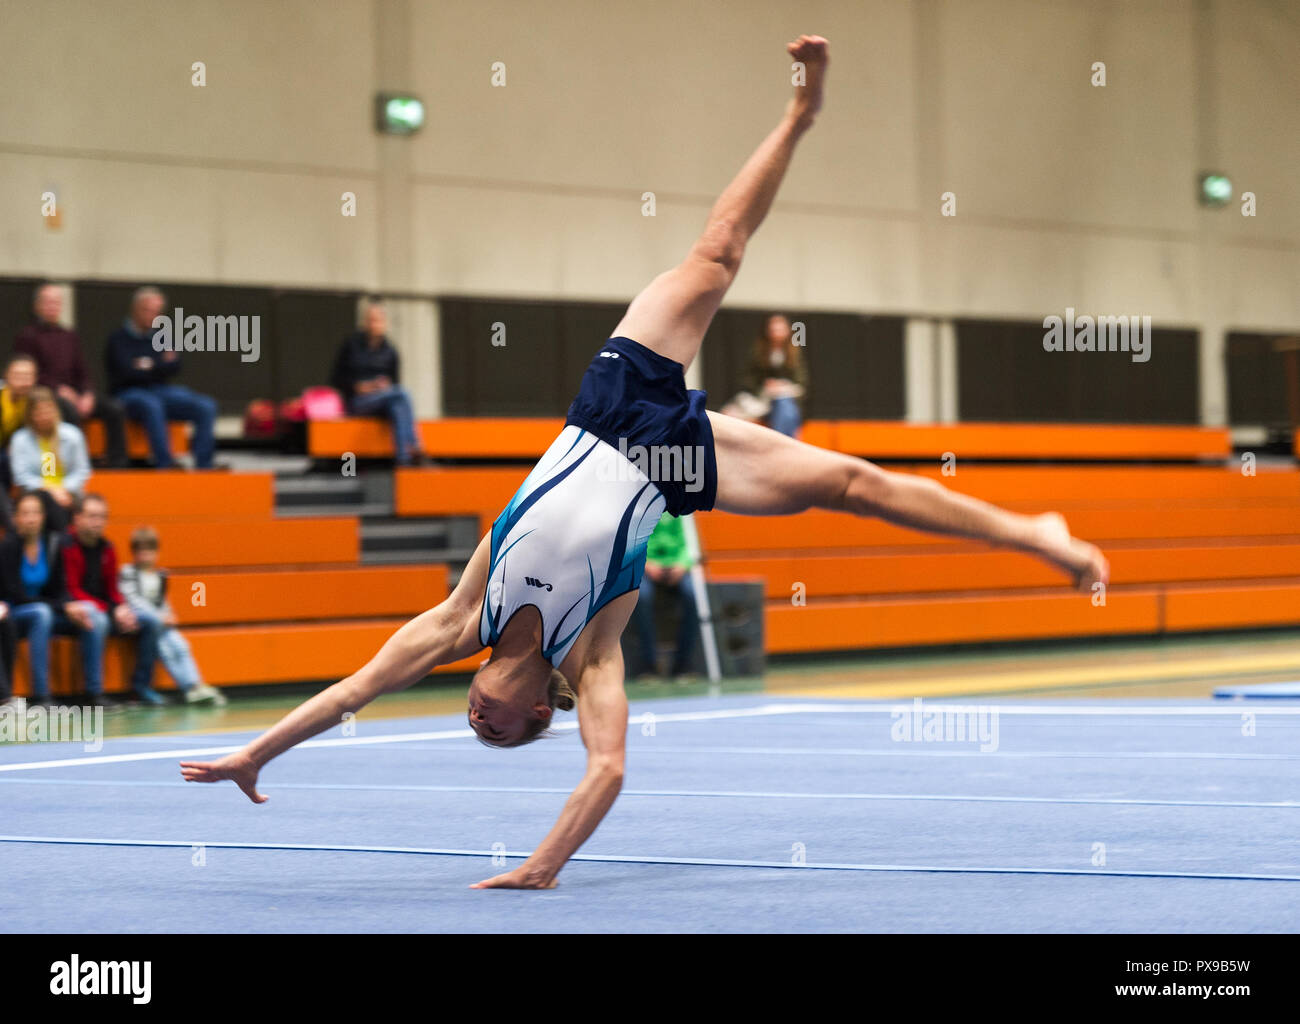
[{"xmin": 767, "ymin": 650, "xmax": 1300, "ymax": 699}]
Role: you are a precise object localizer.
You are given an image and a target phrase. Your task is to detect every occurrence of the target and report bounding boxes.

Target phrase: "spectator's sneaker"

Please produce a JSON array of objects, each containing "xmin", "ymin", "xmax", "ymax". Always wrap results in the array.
[
  {"xmin": 84, "ymin": 692, "xmax": 118, "ymax": 710},
  {"xmin": 131, "ymin": 686, "xmax": 166, "ymax": 707},
  {"xmin": 183, "ymin": 683, "xmax": 228, "ymax": 706}
]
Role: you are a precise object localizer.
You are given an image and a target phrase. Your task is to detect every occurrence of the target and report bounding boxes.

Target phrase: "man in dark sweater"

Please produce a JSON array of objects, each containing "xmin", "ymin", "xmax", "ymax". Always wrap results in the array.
[
  {"xmin": 15, "ymin": 284, "xmax": 128, "ymax": 468},
  {"xmin": 62, "ymin": 493, "xmax": 163, "ymax": 705},
  {"xmin": 104, "ymin": 286, "xmax": 217, "ymax": 469},
  {"xmin": 329, "ymin": 301, "xmax": 425, "ymax": 465}
]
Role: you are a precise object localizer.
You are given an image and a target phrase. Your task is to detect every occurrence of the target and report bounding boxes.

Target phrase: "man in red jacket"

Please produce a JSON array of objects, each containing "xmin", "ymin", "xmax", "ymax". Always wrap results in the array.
[
  {"xmin": 15, "ymin": 284, "xmax": 129, "ymax": 468},
  {"xmin": 62, "ymin": 493, "xmax": 162, "ymax": 705}
]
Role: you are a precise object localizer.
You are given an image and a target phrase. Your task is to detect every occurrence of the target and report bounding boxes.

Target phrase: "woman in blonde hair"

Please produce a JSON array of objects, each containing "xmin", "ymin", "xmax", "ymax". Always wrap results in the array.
[
  {"xmin": 743, "ymin": 313, "xmax": 808, "ymax": 437},
  {"xmin": 181, "ymin": 36, "xmax": 1106, "ymax": 891},
  {"xmin": 8, "ymin": 386, "xmax": 91, "ymax": 533}
]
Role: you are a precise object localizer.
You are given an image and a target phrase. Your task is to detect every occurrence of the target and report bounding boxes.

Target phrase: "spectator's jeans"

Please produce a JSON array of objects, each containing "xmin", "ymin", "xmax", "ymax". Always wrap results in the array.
[
  {"xmin": 132, "ymin": 606, "xmax": 200, "ymax": 691},
  {"xmin": 116, "ymin": 385, "xmax": 218, "ymax": 468},
  {"xmin": 633, "ymin": 571, "xmax": 698, "ymax": 677},
  {"xmin": 13, "ymin": 602, "xmax": 57, "ymax": 699},
  {"xmin": 766, "ymin": 397, "xmax": 802, "ymax": 438},
  {"xmin": 52, "ymin": 607, "xmax": 111, "ymax": 696},
  {"xmin": 56, "ymin": 393, "xmax": 129, "ymax": 466},
  {"xmin": 349, "ymin": 387, "xmax": 420, "ymax": 463},
  {"xmin": 0, "ymin": 614, "xmax": 15, "ymax": 701},
  {"xmin": 12, "ymin": 603, "xmax": 106, "ymax": 699}
]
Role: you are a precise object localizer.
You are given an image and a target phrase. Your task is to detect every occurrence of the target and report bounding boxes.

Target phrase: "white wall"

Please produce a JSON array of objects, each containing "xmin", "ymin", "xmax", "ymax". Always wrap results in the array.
[{"xmin": 0, "ymin": 0, "xmax": 1296, "ymax": 330}]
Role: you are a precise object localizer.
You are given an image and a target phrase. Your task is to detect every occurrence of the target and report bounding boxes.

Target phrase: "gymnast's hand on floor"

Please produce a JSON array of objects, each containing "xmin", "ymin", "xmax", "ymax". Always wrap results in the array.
[
  {"xmin": 179, "ymin": 752, "xmax": 268, "ymax": 804},
  {"xmin": 1032, "ymin": 512, "xmax": 1110, "ymax": 593},
  {"xmin": 470, "ymin": 863, "xmax": 558, "ymax": 890}
]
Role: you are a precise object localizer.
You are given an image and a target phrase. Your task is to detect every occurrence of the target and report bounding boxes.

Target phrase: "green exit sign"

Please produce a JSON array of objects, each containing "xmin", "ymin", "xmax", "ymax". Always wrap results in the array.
[
  {"xmin": 375, "ymin": 93, "xmax": 425, "ymax": 135},
  {"xmin": 1198, "ymin": 172, "xmax": 1232, "ymax": 207}
]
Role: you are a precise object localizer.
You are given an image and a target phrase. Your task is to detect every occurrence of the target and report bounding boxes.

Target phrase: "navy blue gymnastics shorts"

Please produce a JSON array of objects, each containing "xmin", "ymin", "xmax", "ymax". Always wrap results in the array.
[{"xmin": 564, "ymin": 335, "xmax": 719, "ymax": 517}]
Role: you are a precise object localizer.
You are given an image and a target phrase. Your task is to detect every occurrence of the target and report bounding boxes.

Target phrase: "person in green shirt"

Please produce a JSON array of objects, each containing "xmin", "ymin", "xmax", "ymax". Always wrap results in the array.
[{"xmin": 631, "ymin": 511, "xmax": 699, "ymax": 681}]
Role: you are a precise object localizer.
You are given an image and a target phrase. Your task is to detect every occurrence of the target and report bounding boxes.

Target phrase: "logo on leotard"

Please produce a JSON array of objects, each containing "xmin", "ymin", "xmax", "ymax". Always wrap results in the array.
[
  {"xmin": 524, "ymin": 576, "xmax": 553, "ymax": 592},
  {"xmin": 599, "ymin": 351, "xmax": 619, "ymax": 359}
]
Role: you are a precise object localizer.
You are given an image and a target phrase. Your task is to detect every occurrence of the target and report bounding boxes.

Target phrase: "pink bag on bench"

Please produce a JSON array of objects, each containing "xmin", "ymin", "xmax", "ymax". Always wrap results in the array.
[{"xmin": 300, "ymin": 386, "xmax": 345, "ymax": 421}]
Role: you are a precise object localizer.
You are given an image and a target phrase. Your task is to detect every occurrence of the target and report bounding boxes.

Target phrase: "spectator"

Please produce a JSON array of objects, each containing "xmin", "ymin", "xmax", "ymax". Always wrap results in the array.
[
  {"xmin": 0, "ymin": 354, "xmax": 36, "ymax": 449},
  {"xmin": 15, "ymin": 283, "xmax": 128, "ymax": 468},
  {"xmin": 743, "ymin": 314, "xmax": 808, "ymax": 438},
  {"xmin": 9, "ymin": 387, "xmax": 91, "ymax": 533},
  {"xmin": 104, "ymin": 286, "xmax": 217, "ymax": 469},
  {"xmin": 0, "ymin": 491, "xmax": 101, "ymax": 706},
  {"xmin": 630, "ymin": 511, "xmax": 700, "ymax": 683},
  {"xmin": 0, "ymin": 583, "xmax": 14, "ymax": 710},
  {"xmin": 63, "ymin": 492, "xmax": 163, "ymax": 705},
  {"xmin": 119, "ymin": 526, "xmax": 225, "ymax": 705},
  {"xmin": 0, "ymin": 353, "xmax": 39, "ymax": 532},
  {"xmin": 330, "ymin": 301, "xmax": 426, "ymax": 466}
]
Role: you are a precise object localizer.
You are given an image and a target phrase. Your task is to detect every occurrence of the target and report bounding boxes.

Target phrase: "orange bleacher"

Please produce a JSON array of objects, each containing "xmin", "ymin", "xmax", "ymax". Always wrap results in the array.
[
  {"xmin": 8, "ymin": 471, "xmax": 449, "ymax": 698},
  {"xmin": 696, "ymin": 463, "xmax": 1300, "ymax": 653},
  {"xmin": 395, "ymin": 452, "xmax": 1300, "ymax": 657},
  {"xmin": 12, "ymin": 420, "xmax": 1295, "ymax": 697},
  {"xmin": 83, "ymin": 421, "xmax": 189, "ymax": 460},
  {"xmin": 314, "ymin": 417, "xmax": 1232, "ymax": 462}
]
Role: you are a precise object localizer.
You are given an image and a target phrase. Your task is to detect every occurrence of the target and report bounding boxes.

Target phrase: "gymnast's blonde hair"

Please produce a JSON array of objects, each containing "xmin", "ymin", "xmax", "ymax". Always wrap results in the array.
[{"xmin": 474, "ymin": 668, "xmax": 576, "ymax": 749}]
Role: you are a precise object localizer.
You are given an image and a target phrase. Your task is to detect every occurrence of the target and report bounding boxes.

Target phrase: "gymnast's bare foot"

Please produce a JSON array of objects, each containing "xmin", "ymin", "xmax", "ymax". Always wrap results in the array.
[{"xmin": 787, "ymin": 34, "xmax": 829, "ymax": 130}]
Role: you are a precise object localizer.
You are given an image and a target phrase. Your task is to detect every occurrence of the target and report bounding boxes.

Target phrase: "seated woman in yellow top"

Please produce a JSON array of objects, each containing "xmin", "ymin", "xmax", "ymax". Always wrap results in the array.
[
  {"xmin": 0, "ymin": 355, "xmax": 39, "ymax": 533},
  {"xmin": 8, "ymin": 386, "xmax": 91, "ymax": 532}
]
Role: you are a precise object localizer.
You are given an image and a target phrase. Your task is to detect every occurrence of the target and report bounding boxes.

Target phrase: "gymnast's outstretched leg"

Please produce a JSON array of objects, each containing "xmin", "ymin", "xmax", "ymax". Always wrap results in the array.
[
  {"xmin": 707, "ymin": 410, "xmax": 1109, "ymax": 589},
  {"xmin": 611, "ymin": 35, "xmax": 828, "ymax": 372}
]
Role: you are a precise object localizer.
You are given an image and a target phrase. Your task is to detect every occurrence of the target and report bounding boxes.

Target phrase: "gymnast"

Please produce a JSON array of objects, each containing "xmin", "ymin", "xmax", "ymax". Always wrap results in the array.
[{"xmin": 181, "ymin": 35, "xmax": 1108, "ymax": 889}]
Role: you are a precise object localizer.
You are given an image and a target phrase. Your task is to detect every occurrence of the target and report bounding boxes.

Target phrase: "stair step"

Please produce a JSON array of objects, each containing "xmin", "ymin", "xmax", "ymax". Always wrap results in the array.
[
  {"xmin": 279, "ymin": 503, "xmax": 392, "ymax": 519},
  {"xmin": 275, "ymin": 476, "xmax": 366, "ymax": 496},
  {"xmin": 360, "ymin": 546, "xmax": 477, "ymax": 567}
]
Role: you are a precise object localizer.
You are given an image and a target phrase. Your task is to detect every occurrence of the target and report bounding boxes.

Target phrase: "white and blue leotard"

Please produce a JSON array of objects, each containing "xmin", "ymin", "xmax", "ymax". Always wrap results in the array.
[{"xmin": 479, "ymin": 425, "xmax": 667, "ymax": 667}]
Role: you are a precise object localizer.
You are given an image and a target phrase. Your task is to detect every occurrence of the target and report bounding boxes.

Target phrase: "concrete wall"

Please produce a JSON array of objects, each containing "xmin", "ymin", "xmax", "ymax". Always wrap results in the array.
[{"xmin": 0, "ymin": 0, "xmax": 1296, "ymax": 417}]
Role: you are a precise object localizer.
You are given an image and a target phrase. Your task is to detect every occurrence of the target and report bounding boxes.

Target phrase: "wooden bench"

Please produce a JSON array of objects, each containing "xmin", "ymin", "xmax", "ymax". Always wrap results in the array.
[
  {"xmin": 83, "ymin": 471, "xmax": 275, "ymax": 520},
  {"xmin": 170, "ymin": 565, "xmax": 448, "ymax": 625},
  {"xmin": 100, "ymin": 517, "xmax": 359, "ymax": 569},
  {"xmin": 315, "ymin": 418, "xmax": 1233, "ymax": 462},
  {"xmin": 83, "ymin": 421, "xmax": 189, "ymax": 460}
]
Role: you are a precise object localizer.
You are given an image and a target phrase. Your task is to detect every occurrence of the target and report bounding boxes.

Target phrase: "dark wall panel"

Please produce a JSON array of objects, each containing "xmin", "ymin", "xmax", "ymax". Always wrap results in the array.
[
  {"xmin": 0, "ymin": 278, "xmax": 43, "ymax": 353},
  {"xmin": 1227, "ymin": 331, "xmax": 1297, "ymax": 430},
  {"xmin": 440, "ymin": 299, "xmax": 565, "ymax": 416},
  {"xmin": 273, "ymin": 291, "xmax": 363, "ymax": 402},
  {"xmin": 957, "ymin": 318, "xmax": 1199, "ymax": 423},
  {"xmin": 441, "ymin": 298, "xmax": 628, "ymax": 416},
  {"xmin": 442, "ymin": 297, "xmax": 906, "ymax": 419}
]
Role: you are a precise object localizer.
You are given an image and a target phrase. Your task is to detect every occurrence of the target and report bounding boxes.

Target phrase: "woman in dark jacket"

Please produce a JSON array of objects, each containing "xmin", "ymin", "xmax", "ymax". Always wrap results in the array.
[
  {"xmin": 329, "ymin": 301, "xmax": 426, "ymax": 465},
  {"xmin": 741, "ymin": 313, "xmax": 809, "ymax": 438},
  {"xmin": 0, "ymin": 490, "xmax": 97, "ymax": 704}
]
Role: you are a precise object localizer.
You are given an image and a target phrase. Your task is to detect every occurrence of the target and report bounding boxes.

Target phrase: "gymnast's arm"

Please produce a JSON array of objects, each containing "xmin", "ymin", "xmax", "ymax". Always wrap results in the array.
[
  {"xmin": 179, "ymin": 533, "xmax": 493, "ymax": 802},
  {"xmin": 471, "ymin": 640, "xmax": 629, "ymax": 890}
]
